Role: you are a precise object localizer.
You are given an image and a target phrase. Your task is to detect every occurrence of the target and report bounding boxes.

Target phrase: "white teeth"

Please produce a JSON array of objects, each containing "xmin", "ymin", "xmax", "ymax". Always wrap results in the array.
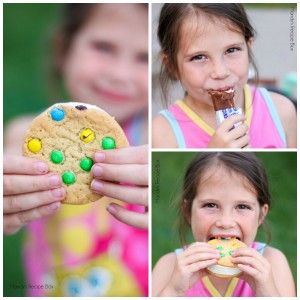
[{"xmin": 225, "ymin": 88, "xmax": 235, "ymax": 93}]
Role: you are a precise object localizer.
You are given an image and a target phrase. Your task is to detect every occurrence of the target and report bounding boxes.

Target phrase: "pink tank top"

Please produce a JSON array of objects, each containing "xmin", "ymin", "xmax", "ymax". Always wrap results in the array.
[
  {"xmin": 160, "ymin": 85, "xmax": 286, "ymax": 148},
  {"xmin": 23, "ymin": 115, "xmax": 148, "ymax": 297},
  {"xmin": 176, "ymin": 242, "xmax": 265, "ymax": 297}
]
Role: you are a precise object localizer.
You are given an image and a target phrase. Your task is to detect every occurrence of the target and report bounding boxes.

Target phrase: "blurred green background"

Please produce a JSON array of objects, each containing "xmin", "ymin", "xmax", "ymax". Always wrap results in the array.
[
  {"xmin": 4, "ymin": 4, "xmax": 63, "ymax": 126},
  {"xmin": 152, "ymin": 152, "xmax": 297, "ymax": 287},
  {"xmin": 4, "ymin": 4, "xmax": 64, "ymax": 296}
]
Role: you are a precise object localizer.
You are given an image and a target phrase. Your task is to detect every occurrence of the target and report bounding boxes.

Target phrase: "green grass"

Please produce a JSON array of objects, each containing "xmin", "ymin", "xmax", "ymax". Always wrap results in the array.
[{"xmin": 152, "ymin": 152, "xmax": 297, "ymax": 286}]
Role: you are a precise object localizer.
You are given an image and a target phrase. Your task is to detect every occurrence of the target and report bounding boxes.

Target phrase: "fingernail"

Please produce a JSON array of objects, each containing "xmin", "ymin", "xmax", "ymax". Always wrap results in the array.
[
  {"xmin": 51, "ymin": 188, "xmax": 65, "ymax": 199},
  {"xmin": 92, "ymin": 165, "xmax": 103, "ymax": 177},
  {"xmin": 49, "ymin": 175, "xmax": 61, "ymax": 187},
  {"xmin": 106, "ymin": 204, "xmax": 117, "ymax": 214},
  {"xmin": 35, "ymin": 162, "xmax": 48, "ymax": 174},
  {"xmin": 94, "ymin": 152, "xmax": 105, "ymax": 162},
  {"xmin": 48, "ymin": 201, "xmax": 61, "ymax": 210},
  {"xmin": 91, "ymin": 180, "xmax": 103, "ymax": 192}
]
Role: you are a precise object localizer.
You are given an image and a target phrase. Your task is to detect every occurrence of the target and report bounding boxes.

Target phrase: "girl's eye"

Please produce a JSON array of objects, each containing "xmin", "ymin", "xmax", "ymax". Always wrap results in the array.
[
  {"xmin": 226, "ymin": 47, "xmax": 240, "ymax": 54},
  {"xmin": 137, "ymin": 52, "xmax": 148, "ymax": 64},
  {"xmin": 91, "ymin": 41, "xmax": 115, "ymax": 53},
  {"xmin": 191, "ymin": 54, "xmax": 206, "ymax": 61},
  {"xmin": 204, "ymin": 203, "xmax": 217, "ymax": 209},
  {"xmin": 237, "ymin": 204, "xmax": 251, "ymax": 210}
]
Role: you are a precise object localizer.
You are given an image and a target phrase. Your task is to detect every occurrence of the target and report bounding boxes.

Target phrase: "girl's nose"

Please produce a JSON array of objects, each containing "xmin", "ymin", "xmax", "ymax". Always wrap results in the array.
[
  {"xmin": 107, "ymin": 56, "xmax": 135, "ymax": 84},
  {"xmin": 210, "ymin": 59, "xmax": 230, "ymax": 80},
  {"xmin": 215, "ymin": 214, "xmax": 236, "ymax": 229}
]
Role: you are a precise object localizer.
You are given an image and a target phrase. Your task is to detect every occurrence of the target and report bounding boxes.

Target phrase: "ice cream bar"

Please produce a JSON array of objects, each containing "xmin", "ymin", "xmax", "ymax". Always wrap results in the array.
[{"xmin": 209, "ymin": 89, "xmax": 242, "ymax": 127}]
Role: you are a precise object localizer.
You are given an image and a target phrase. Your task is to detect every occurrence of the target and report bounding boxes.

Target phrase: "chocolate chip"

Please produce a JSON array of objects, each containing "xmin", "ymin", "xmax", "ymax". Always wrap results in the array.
[{"xmin": 75, "ymin": 105, "xmax": 87, "ymax": 111}]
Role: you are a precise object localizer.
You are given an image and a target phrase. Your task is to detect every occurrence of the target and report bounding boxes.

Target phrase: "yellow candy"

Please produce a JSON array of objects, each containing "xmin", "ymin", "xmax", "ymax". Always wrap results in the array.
[
  {"xmin": 80, "ymin": 129, "xmax": 95, "ymax": 143},
  {"xmin": 208, "ymin": 240, "xmax": 216, "ymax": 245},
  {"xmin": 28, "ymin": 138, "xmax": 42, "ymax": 153}
]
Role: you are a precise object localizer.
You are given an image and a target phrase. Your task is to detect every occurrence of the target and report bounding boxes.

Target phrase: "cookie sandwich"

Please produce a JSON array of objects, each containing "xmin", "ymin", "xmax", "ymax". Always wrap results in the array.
[{"xmin": 207, "ymin": 237, "xmax": 246, "ymax": 277}]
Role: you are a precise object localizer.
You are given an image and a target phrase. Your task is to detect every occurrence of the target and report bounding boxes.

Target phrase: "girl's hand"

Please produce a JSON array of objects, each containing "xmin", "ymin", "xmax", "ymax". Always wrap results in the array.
[
  {"xmin": 3, "ymin": 155, "xmax": 65, "ymax": 235},
  {"xmin": 162, "ymin": 243, "xmax": 220, "ymax": 296},
  {"xmin": 91, "ymin": 144, "xmax": 148, "ymax": 230},
  {"xmin": 232, "ymin": 247, "xmax": 280, "ymax": 296},
  {"xmin": 208, "ymin": 115, "xmax": 250, "ymax": 148}
]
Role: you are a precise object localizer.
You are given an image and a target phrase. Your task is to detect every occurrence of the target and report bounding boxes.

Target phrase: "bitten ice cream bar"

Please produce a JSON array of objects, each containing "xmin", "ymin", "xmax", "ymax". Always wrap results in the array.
[{"xmin": 209, "ymin": 88, "xmax": 242, "ymax": 128}]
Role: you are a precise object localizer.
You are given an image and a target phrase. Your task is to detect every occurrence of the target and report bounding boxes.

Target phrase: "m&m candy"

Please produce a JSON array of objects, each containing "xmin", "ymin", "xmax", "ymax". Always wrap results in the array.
[
  {"xmin": 80, "ymin": 129, "xmax": 95, "ymax": 143},
  {"xmin": 50, "ymin": 107, "xmax": 65, "ymax": 121},
  {"xmin": 102, "ymin": 137, "xmax": 116, "ymax": 149},
  {"xmin": 28, "ymin": 139, "xmax": 42, "ymax": 153},
  {"xmin": 80, "ymin": 157, "xmax": 94, "ymax": 171},
  {"xmin": 50, "ymin": 150, "xmax": 64, "ymax": 164},
  {"xmin": 62, "ymin": 171, "xmax": 76, "ymax": 185}
]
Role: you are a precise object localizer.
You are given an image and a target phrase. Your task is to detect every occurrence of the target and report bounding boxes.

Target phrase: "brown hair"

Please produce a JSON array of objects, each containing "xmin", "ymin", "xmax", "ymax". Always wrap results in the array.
[
  {"xmin": 178, "ymin": 152, "xmax": 271, "ymax": 245},
  {"xmin": 157, "ymin": 3, "xmax": 259, "ymax": 106}
]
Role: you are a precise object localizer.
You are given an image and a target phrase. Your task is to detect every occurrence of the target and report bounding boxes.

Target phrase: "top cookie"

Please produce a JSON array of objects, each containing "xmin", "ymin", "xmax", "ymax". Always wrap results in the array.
[
  {"xmin": 23, "ymin": 102, "xmax": 129, "ymax": 205},
  {"xmin": 208, "ymin": 238, "xmax": 246, "ymax": 267}
]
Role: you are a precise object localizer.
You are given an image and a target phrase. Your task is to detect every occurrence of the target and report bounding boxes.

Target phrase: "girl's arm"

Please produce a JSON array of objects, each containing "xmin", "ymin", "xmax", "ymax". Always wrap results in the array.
[
  {"xmin": 263, "ymin": 246, "xmax": 296, "ymax": 296},
  {"xmin": 270, "ymin": 92, "xmax": 297, "ymax": 148},
  {"xmin": 152, "ymin": 115, "xmax": 178, "ymax": 148}
]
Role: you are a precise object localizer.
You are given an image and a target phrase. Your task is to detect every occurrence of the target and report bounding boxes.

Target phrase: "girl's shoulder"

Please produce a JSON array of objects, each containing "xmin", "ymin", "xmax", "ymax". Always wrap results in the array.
[
  {"xmin": 152, "ymin": 114, "xmax": 178, "ymax": 148},
  {"xmin": 263, "ymin": 245, "xmax": 296, "ymax": 296},
  {"xmin": 152, "ymin": 252, "xmax": 177, "ymax": 296}
]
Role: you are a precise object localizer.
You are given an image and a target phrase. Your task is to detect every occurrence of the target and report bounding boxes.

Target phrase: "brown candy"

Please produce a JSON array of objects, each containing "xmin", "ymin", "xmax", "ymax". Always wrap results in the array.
[{"xmin": 209, "ymin": 90, "xmax": 235, "ymax": 111}]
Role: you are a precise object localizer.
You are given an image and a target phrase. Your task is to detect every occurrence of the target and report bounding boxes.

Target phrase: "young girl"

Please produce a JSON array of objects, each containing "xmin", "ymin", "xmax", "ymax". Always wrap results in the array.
[
  {"xmin": 152, "ymin": 4, "xmax": 296, "ymax": 148},
  {"xmin": 152, "ymin": 152, "xmax": 295, "ymax": 296},
  {"xmin": 4, "ymin": 4, "xmax": 148, "ymax": 296}
]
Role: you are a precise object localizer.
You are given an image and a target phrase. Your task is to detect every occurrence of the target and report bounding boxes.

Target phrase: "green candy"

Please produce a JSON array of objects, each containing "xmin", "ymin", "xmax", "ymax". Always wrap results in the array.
[
  {"xmin": 102, "ymin": 137, "xmax": 116, "ymax": 149},
  {"xmin": 62, "ymin": 171, "xmax": 76, "ymax": 185},
  {"xmin": 80, "ymin": 157, "xmax": 94, "ymax": 171},
  {"xmin": 50, "ymin": 150, "xmax": 64, "ymax": 164},
  {"xmin": 220, "ymin": 252, "xmax": 226, "ymax": 258},
  {"xmin": 217, "ymin": 246, "xmax": 223, "ymax": 250},
  {"xmin": 228, "ymin": 250, "xmax": 234, "ymax": 256}
]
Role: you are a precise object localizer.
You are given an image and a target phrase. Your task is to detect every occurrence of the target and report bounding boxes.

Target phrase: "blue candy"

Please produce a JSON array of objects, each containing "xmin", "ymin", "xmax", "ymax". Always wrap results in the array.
[{"xmin": 50, "ymin": 108, "xmax": 65, "ymax": 121}]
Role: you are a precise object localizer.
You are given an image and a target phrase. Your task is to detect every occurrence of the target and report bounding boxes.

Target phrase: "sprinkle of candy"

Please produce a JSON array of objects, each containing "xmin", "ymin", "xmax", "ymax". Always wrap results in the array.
[
  {"xmin": 80, "ymin": 157, "xmax": 94, "ymax": 171},
  {"xmin": 28, "ymin": 139, "xmax": 42, "ymax": 153},
  {"xmin": 228, "ymin": 250, "xmax": 234, "ymax": 256},
  {"xmin": 220, "ymin": 252, "xmax": 226, "ymax": 258},
  {"xmin": 217, "ymin": 246, "xmax": 223, "ymax": 250},
  {"xmin": 75, "ymin": 105, "xmax": 87, "ymax": 110},
  {"xmin": 50, "ymin": 150, "xmax": 64, "ymax": 164},
  {"xmin": 80, "ymin": 129, "xmax": 95, "ymax": 143},
  {"xmin": 50, "ymin": 108, "xmax": 65, "ymax": 121},
  {"xmin": 62, "ymin": 171, "xmax": 76, "ymax": 184},
  {"xmin": 102, "ymin": 137, "xmax": 116, "ymax": 149}
]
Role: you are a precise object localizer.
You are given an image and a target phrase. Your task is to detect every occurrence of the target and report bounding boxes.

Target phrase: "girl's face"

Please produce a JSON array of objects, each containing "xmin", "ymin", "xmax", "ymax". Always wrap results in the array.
[
  {"xmin": 176, "ymin": 14, "xmax": 251, "ymax": 108},
  {"xmin": 62, "ymin": 4, "xmax": 148, "ymax": 123},
  {"xmin": 189, "ymin": 166, "xmax": 268, "ymax": 246}
]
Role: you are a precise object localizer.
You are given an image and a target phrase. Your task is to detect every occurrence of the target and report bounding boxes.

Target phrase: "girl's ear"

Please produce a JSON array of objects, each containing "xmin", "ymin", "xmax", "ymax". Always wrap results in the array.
[
  {"xmin": 258, "ymin": 204, "xmax": 269, "ymax": 226},
  {"xmin": 247, "ymin": 37, "xmax": 254, "ymax": 50},
  {"xmin": 161, "ymin": 54, "xmax": 178, "ymax": 80},
  {"xmin": 182, "ymin": 199, "xmax": 191, "ymax": 225}
]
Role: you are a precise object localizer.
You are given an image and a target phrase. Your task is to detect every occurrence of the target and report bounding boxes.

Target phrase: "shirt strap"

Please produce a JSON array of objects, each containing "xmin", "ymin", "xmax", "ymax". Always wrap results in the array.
[{"xmin": 159, "ymin": 110, "xmax": 186, "ymax": 148}]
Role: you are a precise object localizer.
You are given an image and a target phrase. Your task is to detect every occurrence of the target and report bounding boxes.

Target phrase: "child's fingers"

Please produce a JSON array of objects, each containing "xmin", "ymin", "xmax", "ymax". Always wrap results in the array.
[
  {"xmin": 91, "ymin": 179, "xmax": 148, "ymax": 206},
  {"xmin": 220, "ymin": 114, "xmax": 246, "ymax": 131},
  {"xmin": 92, "ymin": 163, "xmax": 148, "ymax": 186},
  {"xmin": 3, "ymin": 201, "xmax": 61, "ymax": 235},
  {"xmin": 180, "ymin": 252, "xmax": 220, "ymax": 266},
  {"xmin": 4, "ymin": 173, "xmax": 62, "ymax": 196},
  {"xmin": 4, "ymin": 155, "xmax": 49, "ymax": 175},
  {"xmin": 93, "ymin": 144, "xmax": 148, "ymax": 164},
  {"xmin": 187, "ymin": 258, "xmax": 218, "ymax": 273},
  {"xmin": 4, "ymin": 187, "xmax": 66, "ymax": 214},
  {"xmin": 106, "ymin": 202, "xmax": 148, "ymax": 230}
]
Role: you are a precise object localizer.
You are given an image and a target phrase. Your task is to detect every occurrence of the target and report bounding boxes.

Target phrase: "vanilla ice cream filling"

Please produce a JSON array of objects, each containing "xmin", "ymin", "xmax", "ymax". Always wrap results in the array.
[{"xmin": 207, "ymin": 264, "xmax": 242, "ymax": 277}]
